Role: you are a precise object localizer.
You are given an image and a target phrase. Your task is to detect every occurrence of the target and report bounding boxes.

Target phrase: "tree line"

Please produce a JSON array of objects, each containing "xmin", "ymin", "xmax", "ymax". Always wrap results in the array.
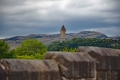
[{"xmin": 48, "ymin": 38, "xmax": 120, "ymax": 51}]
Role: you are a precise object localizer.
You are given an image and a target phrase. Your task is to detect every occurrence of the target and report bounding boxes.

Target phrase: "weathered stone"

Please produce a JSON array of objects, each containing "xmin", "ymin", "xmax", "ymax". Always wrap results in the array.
[
  {"xmin": 0, "ymin": 59, "xmax": 61, "ymax": 80},
  {"xmin": 78, "ymin": 46, "xmax": 120, "ymax": 80},
  {"xmin": 0, "ymin": 66, "xmax": 6, "ymax": 80},
  {"xmin": 62, "ymin": 76, "xmax": 95, "ymax": 80},
  {"xmin": 78, "ymin": 46, "xmax": 120, "ymax": 70},
  {"xmin": 114, "ymin": 49, "xmax": 120, "ymax": 80},
  {"xmin": 45, "ymin": 52, "xmax": 96, "ymax": 79},
  {"xmin": 96, "ymin": 71, "xmax": 119, "ymax": 80},
  {"xmin": 114, "ymin": 49, "xmax": 120, "ymax": 56},
  {"xmin": 119, "ymin": 71, "xmax": 120, "ymax": 80}
]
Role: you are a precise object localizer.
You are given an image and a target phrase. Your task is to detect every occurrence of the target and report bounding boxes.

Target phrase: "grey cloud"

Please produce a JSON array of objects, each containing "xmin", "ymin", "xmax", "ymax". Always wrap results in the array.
[
  {"xmin": 0, "ymin": 0, "xmax": 26, "ymax": 7},
  {"xmin": 64, "ymin": 0, "xmax": 93, "ymax": 8},
  {"xmin": 0, "ymin": 0, "xmax": 120, "ymax": 39}
]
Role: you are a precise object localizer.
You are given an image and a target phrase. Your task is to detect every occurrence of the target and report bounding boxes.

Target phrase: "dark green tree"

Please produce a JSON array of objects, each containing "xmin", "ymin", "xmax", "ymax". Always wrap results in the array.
[
  {"xmin": 47, "ymin": 38, "xmax": 120, "ymax": 51},
  {"xmin": 0, "ymin": 40, "xmax": 15, "ymax": 58}
]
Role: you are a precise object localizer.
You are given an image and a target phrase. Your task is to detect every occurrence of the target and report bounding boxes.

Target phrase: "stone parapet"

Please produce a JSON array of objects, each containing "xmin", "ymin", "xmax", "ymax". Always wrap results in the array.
[
  {"xmin": 78, "ymin": 46, "xmax": 120, "ymax": 80},
  {"xmin": 0, "ymin": 59, "xmax": 61, "ymax": 80},
  {"xmin": 45, "ymin": 52, "xmax": 96, "ymax": 79}
]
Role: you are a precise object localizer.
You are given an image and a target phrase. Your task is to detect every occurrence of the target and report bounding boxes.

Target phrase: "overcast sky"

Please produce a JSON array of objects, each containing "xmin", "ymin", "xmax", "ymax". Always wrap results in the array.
[{"xmin": 0, "ymin": 0, "xmax": 120, "ymax": 39}]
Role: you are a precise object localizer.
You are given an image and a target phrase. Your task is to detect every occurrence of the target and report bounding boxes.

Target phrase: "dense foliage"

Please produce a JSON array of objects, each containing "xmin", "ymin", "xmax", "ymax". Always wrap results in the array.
[
  {"xmin": 15, "ymin": 39, "xmax": 47, "ymax": 55},
  {"xmin": 15, "ymin": 39, "xmax": 47, "ymax": 59},
  {"xmin": 48, "ymin": 38, "xmax": 120, "ymax": 51},
  {"xmin": 0, "ymin": 39, "xmax": 47, "ymax": 59},
  {"xmin": 0, "ymin": 40, "xmax": 16, "ymax": 58}
]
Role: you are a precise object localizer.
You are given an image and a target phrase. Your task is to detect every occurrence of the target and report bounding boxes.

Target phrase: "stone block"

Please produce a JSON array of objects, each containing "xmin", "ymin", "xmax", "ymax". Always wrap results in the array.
[
  {"xmin": 62, "ymin": 76, "xmax": 95, "ymax": 80},
  {"xmin": 45, "ymin": 52, "xmax": 96, "ymax": 79},
  {"xmin": 78, "ymin": 46, "xmax": 120, "ymax": 70},
  {"xmin": 96, "ymin": 71, "xmax": 118, "ymax": 80},
  {"xmin": 0, "ymin": 59, "xmax": 61, "ymax": 80}
]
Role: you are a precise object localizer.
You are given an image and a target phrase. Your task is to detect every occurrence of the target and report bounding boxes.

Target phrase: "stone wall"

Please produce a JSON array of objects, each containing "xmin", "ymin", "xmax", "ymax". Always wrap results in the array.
[
  {"xmin": 45, "ymin": 52, "xmax": 96, "ymax": 80},
  {"xmin": 0, "ymin": 46, "xmax": 120, "ymax": 80},
  {"xmin": 0, "ymin": 59, "xmax": 61, "ymax": 80},
  {"xmin": 78, "ymin": 46, "xmax": 120, "ymax": 80}
]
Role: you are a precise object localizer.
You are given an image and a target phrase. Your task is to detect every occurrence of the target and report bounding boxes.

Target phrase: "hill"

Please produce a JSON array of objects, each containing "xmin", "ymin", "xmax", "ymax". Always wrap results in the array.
[{"xmin": 2, "ymin": 31, "xmax": 111, "ymax": 49}]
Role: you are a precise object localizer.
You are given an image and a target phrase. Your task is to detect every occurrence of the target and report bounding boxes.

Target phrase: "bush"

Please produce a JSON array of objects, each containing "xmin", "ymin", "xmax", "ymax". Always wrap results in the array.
[
  {"xmin": 16, "ymin": 53, "xmax": 46, "ymax": 60},
  {"xmin": 15, "ymin": 39, "xmax": 47, "ymax": 59},
  {"xmin": 34, "ymin": 53, "xmax": 46, "ymax": 59},
  {"xmin": 60, "ymin": 47, "xmax": 77, "ymax": 52},
  {"xmin": 16, "ymin": 55, "xmax": 35, "ymax": 59}
]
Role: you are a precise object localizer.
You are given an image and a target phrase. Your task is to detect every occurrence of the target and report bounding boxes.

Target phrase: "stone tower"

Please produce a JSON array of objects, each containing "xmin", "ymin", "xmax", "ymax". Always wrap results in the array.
[{"xmin": 60, "ymin": 25, "xmax": 66, "ymax": 42}]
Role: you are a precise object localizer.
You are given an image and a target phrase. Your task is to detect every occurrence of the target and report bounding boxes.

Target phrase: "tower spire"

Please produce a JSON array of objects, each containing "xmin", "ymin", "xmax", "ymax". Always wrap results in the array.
[{"xmin": 60, "ymin": 25, "xmax": 66, "ymax": 42}]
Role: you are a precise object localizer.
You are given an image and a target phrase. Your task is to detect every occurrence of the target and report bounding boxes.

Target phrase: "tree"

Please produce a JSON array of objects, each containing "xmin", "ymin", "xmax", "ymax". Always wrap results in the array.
[
  {"xmin": 0, "ymin": 40, "xmax": 15, "ymax": 58},
  {"xmin": 15, "ymin": 39, "xmax": 47, "ymax": 56}
]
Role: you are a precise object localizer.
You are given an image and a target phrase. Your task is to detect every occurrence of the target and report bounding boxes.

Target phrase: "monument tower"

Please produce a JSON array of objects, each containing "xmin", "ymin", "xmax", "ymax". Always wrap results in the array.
[{"xmin": 60, "ymin": 25, "xmax": 66, "ymax": 42}]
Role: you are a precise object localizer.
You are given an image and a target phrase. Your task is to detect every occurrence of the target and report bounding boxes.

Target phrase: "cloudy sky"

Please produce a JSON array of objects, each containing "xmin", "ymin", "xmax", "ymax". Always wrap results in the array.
[{"xmin": 0, "ymin": 0, "xmax": 120, "ymax": 39}]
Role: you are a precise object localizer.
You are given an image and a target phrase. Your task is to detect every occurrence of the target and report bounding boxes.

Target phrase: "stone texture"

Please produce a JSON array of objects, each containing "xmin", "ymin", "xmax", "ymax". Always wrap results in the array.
[
  {"xmin": 78, "ymin": 46, "xmax": 120, "ymax": 80},
  {"xmin": 45, "ymin": 52, "xmax": 96, "ymax": 79},
  {"xmin": 0, "ymin": 66, "xmax": 6, "ymax": 80},
  {"xmin": 78, "ymin": 46, "xmax": 120, "ymax": 70},
  {"xmin": 62, "ymin": 76, "xmax": 95, "ymax": 80},
  {"xmin": 96, "ymin": 71, "xmax": 119, "ymax": 80},
  {"xmin": 0, "ymin": 59, "xmax": 61, "ymax": 80},
  {"xmin": 119, "ymin": 71, "xmax": 120, "ymax": 80}
]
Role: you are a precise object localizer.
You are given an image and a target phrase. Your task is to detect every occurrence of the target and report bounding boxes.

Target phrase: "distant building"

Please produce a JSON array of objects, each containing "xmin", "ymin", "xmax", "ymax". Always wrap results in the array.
[{"xmin": 60, "ymin": 25, "xmax": 66, "ymax": 42}]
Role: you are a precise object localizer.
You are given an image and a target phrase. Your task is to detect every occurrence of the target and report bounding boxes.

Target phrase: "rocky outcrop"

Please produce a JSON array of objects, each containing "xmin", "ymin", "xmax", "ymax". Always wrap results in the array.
[{"xmin": 0, "ymin": 47, "xmax": 120, "ymax": 80}]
